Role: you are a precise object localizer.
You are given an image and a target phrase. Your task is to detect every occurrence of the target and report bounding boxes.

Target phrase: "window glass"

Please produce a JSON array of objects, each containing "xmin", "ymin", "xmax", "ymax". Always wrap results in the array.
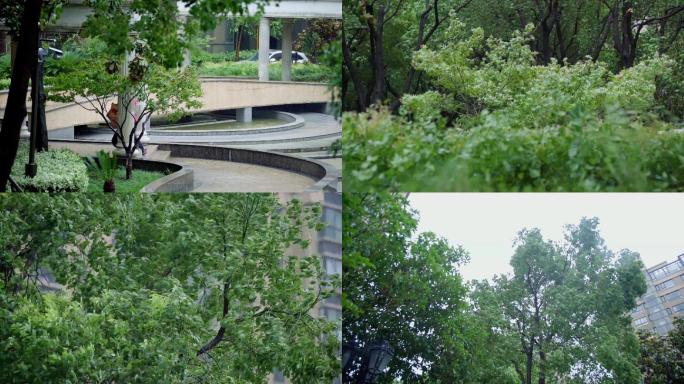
[
  {"xmin": 650, "ymin": 261, "xmax": 683, "ymax": 280},
  {"xmin": 661, "ymin": 289, "xmax": 682, "ymax": 303},
  {"xmin": 324, "ymin": 257, "xmax": 342, "ymax": 276},
  {"xmin": 656, "ymin": 279, "xmax": 676, "ymax": 291},
  {"xmin": 634, "ymin": 317, "xmax": 648, "ymax": 326}
]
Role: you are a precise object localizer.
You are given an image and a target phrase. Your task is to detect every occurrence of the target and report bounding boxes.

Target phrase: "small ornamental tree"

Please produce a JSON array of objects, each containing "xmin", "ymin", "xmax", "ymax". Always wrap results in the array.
[{"xmin": 49, "ymin": 54, "xmax": 202, "ymax": 179}]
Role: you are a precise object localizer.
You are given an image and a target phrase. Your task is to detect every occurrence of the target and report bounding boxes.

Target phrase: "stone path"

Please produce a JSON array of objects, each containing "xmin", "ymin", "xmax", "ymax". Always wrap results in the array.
[
  {"xmin": 48, "ymin": 142, "xmax": 319, "ymax": 192},
  {"xmin": 76, "ymin": 113, "xmax": 341, "ymax": 159}
]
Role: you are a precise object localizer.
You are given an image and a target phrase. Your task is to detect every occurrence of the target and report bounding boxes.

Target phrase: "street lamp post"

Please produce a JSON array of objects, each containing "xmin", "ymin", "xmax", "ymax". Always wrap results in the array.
[
  {"xmin": 25, "ymin": 34, "xmax": 61, "ymax": 178},
  {"xmin": 343, "ymin": 340, "xmax": 394, "ymax": 384}
]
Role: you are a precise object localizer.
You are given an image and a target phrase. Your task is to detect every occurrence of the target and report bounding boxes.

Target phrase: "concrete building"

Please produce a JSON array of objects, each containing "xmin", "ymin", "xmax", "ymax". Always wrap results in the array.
[
  {"xmin": 248, "ymin": 0, "xmax": 341, "ymax": 82},
  {"xmin": 272, "ymin": 191, "xmax": 342, "ymax": 384},
  {"xmin": 631, "ymin": 254, "xmax": 684, "ymax": 336}
]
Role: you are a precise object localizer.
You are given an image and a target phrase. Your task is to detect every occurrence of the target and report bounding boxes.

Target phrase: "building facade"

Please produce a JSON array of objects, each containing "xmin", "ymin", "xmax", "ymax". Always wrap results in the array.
[
  {"xmin": 271, "ymin": 192, "xmax": 342, "ymax": 384},
  {"xmin": 631, "ymin": 254, "xmax": 684, "ymax": 336}
]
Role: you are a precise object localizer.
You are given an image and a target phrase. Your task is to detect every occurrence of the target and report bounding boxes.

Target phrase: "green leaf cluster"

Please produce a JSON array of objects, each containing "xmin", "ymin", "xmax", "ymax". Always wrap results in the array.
[
  {"xmin": 343, "ymin": 193, "xmax": 472, "ymax": 382},
  {"xmin": 0, "ymin": 194, "xmax": 340, "ymax": 383}
]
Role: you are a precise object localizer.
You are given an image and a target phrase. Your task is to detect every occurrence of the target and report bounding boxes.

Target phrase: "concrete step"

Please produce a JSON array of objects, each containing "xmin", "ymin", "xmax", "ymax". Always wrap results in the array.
[{"xmin": 147, "ymin": 149, "xmax": 171, "ymax": 161}]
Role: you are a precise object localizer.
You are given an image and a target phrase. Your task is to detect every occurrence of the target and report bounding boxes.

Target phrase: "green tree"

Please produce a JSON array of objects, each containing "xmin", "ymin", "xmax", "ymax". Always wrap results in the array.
[
  {"xmin": 471, "ymin": 218, "xmax": 647, "ymax": 384},
  {"xmin": 48, "ymin": 51, "xmax": 202, "ymax": 179},
  {"xmin": 638, "ymin": 318, "xmax": 684, "ymax": 384},
  {"xmin": 0, "ymin": 193, "xmax": 339, "ymax": 383},
  {"xmin": 0, "ymin": 0, "xmax": 270, "ymax": 191},
  {"xmin": 343, "ymin": 193, "xmax": 472, "ymax": 383}
]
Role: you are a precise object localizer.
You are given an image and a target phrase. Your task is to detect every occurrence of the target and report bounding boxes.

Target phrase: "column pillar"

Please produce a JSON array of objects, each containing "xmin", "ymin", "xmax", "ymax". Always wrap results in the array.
[
  {"xmin": 182, "ymin": 49, "xmax": 192, "ymax": 69},
  {"xmin": 236, "ymin": 107, "xmax": 252, "ymax": 123},
  {"xmin": 281, "ymin": 19, "xmax": 293, "ymax": 82},
  {"xmin": 258, "ymin": 17, "xmax": 270, "ymax": 81}
]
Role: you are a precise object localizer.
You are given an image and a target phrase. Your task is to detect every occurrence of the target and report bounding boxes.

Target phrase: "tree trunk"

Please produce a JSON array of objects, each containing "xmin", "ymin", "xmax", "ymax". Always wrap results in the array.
[
  {"xmin": 125, "ymin": 156, "xmax": 133, "ymax": 180},
  {"xmin": 538, "ymin": 349, "xmax": 546, "ymax": 384},
  {"xmin": 369, "ymin": 6, "xmax": 386, "ymax": 106},
  {"xmin": 525, "ymin": 348, "xmax": 533, "ymax": 384},
  {"xmin": 614, "ymin": 1, "xmax": 636, "ymax": 70},
  {"xmin": 0, "ymin": 0, "xmax": 43, "ymax": 191},
  {"xmin": 235, "ymin": 25, "xmax": 243, "ymax": 61},
  {"xmin": 342, "ymin": 30, "xmax": 367, "ymax": 111}
]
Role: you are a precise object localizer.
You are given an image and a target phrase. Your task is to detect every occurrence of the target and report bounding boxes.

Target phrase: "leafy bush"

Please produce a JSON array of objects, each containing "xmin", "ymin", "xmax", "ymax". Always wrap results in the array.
[
  {"xmin": 656, "ymin": 48, "xmax": 684, "ymax": 120},
  {"xmin": 11, "ymin": 142, "xmax": 89, "ymax": 192},
  {"xmin": 191, "ymin": 49, "xmax": 258, "ymax": 65},
  {"xmin": 343, "ymin": 107, "xmax": 684, "ymax": 192},
  {"xmin": 344, "ymin": 19, "xmax": 684, "ymax": 191},
  {"xmin": 197, "ymin": 61, "xmax": 332, "ymax": 82},
  {"xmin": 0, "ymin": 54, "xmax": 10, "ymax": 79}
]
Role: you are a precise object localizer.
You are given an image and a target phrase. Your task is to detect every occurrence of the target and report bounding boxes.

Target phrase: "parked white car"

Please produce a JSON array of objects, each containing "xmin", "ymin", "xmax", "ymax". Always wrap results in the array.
[
  {"xmin": 247, "ymin": 50, "xmax": 309, "ymax": 64},
  {"xmin": 268, "ymin": 50, "xmax": 309, "ymax": 64}
]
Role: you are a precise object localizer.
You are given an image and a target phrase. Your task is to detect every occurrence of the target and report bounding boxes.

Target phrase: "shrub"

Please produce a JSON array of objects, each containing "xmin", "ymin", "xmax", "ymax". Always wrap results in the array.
[
  {"xmin": 0, "ymin": 54, "xmax": 10, "ymax": 79},
  {"xmin": 197, "ymin": 61, "xmax": 332, "ymax": 82},
  {"xmin": 11, "ymin": 142, "xmax": 89, "ymax": 192},
  {"xmin": 342, "ymin": 106, "xmax": 684, "ymax": 192}
]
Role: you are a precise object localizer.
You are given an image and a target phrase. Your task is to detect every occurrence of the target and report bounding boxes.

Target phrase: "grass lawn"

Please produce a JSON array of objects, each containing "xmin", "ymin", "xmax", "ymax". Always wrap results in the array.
[{"xmin": 87, "ymin": 167, "xmax": 165, "ymax": 192}]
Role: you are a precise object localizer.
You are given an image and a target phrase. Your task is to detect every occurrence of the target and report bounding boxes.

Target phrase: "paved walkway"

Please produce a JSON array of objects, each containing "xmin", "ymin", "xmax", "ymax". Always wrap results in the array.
[
  {"xmin": 49, "ymin": 142, "xmax": 319, "ymax": 192},
  {"xmin": 75, "ymin": 113, "xmax": 342, "ymax": 162},
  {"xmin": 170, "ymin": 157, "xmax": 316, "ymax": 192}
]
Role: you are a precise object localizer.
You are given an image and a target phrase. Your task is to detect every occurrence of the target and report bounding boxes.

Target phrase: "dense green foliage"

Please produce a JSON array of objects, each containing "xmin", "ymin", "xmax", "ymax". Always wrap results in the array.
[
  {"xmin": 344, "ymin": 20, "xmax": 684, "ymax": 191},
  {"xmin": 344, "ymin": 195, "xmax": 651, "ymax": 383},
  {"xmin": 342, "ymin": 0, "xmax": 684, "ymax": 191},
  {"xmin": 10, "ymin": 141, "xmax": 88, "ymax": 192},
  {"xmin": 0, "ymin": 194, "xmax": 339, "ymax": 383},
  {"xmin": 639, "ymin": 319, "xmax": 684, "ymax": 383},
  {"xmin": 470, "ymin": 218, "xmax": 647, "ymax": 383},
  {"xmin": 343, "ymin": 193, "xmax": 473, "ymax": 382}
]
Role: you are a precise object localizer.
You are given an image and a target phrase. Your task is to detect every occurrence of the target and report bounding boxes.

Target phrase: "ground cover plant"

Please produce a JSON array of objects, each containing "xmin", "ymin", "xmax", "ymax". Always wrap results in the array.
[
  {"xmin": 9, "ymin": 141, "xmax": 88, "ymax": 192},
  {"xmin": 342, "ymin": 0, "xmax": 684, "ymax": 191},
  {"xmin": 85, "ymin": 166, "xmax": 165, "ymax": 193}
]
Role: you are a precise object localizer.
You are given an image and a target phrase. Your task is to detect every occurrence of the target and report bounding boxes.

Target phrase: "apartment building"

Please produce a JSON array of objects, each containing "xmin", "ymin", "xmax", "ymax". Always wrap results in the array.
[
  {"xmin": 271, "ymin": 191, "xmax": 342, "ymax": 384},
  {"xmin": 631, "ymin": 253, "xmax": 684, "ymax": 336}
]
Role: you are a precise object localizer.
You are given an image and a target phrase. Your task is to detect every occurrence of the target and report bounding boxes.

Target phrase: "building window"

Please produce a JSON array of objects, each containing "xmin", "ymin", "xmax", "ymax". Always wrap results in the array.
[
  {"xmin": 650, "ymin": 261, "xmax": 683, "ymax": 280},
  {"xmin": 661, "ymin": 289, "xmax": 682, "ymax": 303},
  {"xmin": 656, "ymin": 279, "xmax": 676, "ymax": 291},
  {"xmin": 324, "ymin": 193, "xmax": 342, "ymax": 206},
  {"xmin": 634, "ymin": 317, "xmax": 648, "ymax": 326},
  {"xmin": 323, "ymin": 257, "xmax": 342, "ymax": 276},
  {"xmin": 672, "ymin": 303, "xmax": 684, "ymax": 313},
  {"xmin": 650, "ymin": 309, "xmax": 668, "ymax": 321},
  {"xmin": 631, "ymin": 304, "xmax": 645, "ymax": 314},
  {"xmin": 321, "ymin": 208, "xmax": 342, "ymax": 243},
  {"xmin": 319, "ymin": 240, "xmax": 342, "ymax": 256}
]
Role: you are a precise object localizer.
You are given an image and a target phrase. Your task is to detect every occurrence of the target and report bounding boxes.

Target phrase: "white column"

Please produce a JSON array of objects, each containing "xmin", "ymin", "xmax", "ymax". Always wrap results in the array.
[
  {"xmin": 281, "ymin": 19, "xmax": 293, "ymax": 82},
  {"xmin": 236, "ymin": 107, "xmax": 252, "ymax": 123},
  {"xmin": 258, "ymin": 17, "xmax": 270, "ymax": 81},
  {"xmin": 182, "ymin": 49, "xmax": 192, "ymax": 69}
]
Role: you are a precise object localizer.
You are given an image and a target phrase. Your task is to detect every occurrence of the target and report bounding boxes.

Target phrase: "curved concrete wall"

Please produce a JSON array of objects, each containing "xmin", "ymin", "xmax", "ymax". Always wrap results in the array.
[{"xmin": 0, "ymin": 78, "xmax": 330, "ymax": 131}]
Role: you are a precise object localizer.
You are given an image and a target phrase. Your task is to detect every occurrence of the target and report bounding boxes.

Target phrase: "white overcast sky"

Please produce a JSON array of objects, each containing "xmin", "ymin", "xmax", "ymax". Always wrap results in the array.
[{"xmin": 409, "ymin": 193, "xmax": 684, "ymax": 282}]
